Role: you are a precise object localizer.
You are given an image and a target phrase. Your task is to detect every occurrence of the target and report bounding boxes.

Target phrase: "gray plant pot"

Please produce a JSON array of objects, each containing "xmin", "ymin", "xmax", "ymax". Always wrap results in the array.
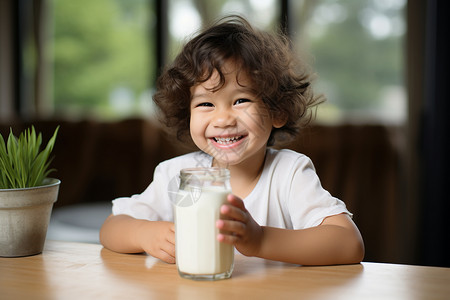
[{"xmin": 0, "ymin": 178, "xmax": 60, "ymax": 257}]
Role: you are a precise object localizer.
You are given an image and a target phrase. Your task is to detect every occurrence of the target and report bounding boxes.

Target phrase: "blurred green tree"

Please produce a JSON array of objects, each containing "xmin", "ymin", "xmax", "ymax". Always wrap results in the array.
[
  {"xmin": 292, "ymin": 0, "xmax": 405, "ymax": 122},
  {"xmin": 52, "ymin": 0, "xmax": 154, "ymax": 119}
]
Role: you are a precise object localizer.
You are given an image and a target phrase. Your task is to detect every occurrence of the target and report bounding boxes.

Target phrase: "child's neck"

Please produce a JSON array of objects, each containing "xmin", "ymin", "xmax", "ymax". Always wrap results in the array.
[{"xmin": 213, "ymin": 149, "xmax": 267, "ymax": 199}]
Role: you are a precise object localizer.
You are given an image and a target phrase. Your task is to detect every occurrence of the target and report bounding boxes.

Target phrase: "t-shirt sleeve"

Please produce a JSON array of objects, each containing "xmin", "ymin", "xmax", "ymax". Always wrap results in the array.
[
  {"xmin": 111, "ymin": 163, "xmax": 175, "ymax": 221},
  {"xmin": 287, "ymin": 155, "xmax": 352, "ymax": 229},
  {"xmin": 110, "ymin": 151, "xmax": 211, "ymax": 222}
]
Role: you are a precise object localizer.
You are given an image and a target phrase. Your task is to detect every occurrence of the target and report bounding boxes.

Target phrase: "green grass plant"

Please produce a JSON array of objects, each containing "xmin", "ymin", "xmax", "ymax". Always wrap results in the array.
[{"xmin": 0, "ymin": 126, "xmax": 59, "ymax": 189}]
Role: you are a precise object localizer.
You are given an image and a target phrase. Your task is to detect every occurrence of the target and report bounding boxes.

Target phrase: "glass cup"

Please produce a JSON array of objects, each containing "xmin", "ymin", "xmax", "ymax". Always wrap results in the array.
[{"xmin": 173, "ymin": 167, "xmax": 234, "ymax": 280}]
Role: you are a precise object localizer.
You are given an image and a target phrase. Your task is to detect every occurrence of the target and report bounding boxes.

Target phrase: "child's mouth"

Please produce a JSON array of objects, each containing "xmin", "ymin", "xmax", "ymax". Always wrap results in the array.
[{"xmin": 213, "ymin": 136, "xmax": 244, "ymax": 145}]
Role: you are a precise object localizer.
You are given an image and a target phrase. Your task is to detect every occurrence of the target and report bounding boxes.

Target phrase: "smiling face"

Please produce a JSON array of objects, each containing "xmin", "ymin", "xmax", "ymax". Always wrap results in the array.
[{"xmin": 190, "ymin": 62, "xmax": 285, "ymax": 169}]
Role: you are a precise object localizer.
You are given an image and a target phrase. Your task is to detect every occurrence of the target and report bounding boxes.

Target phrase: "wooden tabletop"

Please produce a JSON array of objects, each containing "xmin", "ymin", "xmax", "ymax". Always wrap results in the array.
[{"xmin": 1, "ymin": 240, "xmax": 449, "ymax": 300}]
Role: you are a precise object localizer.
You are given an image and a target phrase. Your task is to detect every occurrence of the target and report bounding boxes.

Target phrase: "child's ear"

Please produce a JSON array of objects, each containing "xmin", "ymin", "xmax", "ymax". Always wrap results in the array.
[{"xmin": 272, "ymin": 115, "xmax": 287, "ymax": 128}]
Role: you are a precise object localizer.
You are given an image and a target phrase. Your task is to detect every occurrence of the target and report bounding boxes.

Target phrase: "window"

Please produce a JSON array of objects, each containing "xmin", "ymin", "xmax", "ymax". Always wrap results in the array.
[
  {"xmin": 48, "ymin": 0, "xmax": 406, "ymax": 124},
  {"xmin": 51, "ymin": 0, "xmax": 154, "ymax": 120},
  {"xmin": 291, "ymin": 0, "xmax": 406, "ymax": 124},
  {"xmin": 166, "ymin": 0, "xmax": 280, "ymax": 62}
]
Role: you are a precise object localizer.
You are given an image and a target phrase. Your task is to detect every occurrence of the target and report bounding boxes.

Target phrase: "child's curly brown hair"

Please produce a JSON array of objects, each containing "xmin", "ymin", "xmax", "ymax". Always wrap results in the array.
[{"xmin": 153, "ymin": 15, "xmax": 324, "ymax": 146}]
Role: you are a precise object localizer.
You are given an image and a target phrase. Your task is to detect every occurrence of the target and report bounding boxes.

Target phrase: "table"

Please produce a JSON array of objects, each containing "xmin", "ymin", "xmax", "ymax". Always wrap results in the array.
[{"xmin": 1, "ymin": 241, "xmax": 449, "ymax": 300}]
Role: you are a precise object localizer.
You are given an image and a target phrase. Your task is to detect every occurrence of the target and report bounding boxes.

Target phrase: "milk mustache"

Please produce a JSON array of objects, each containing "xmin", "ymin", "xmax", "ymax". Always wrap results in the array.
[{"xmin": 173, "ymin": 167, "xmax": 234, "ymax": 280}]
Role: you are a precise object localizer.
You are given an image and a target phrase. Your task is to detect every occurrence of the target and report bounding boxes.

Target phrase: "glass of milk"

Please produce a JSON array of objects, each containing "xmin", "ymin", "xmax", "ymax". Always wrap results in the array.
[{"xmin": 173, "ymin": 167, "xmax": 234, "ymax": 280}]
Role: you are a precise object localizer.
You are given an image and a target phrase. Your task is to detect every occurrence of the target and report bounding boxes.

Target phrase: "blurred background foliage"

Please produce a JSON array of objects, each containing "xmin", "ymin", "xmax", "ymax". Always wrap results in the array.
[
  {"xmin": 52, "ymin": 0, "xmax": 154, "ymax": 119},
  {"xmin": 51, "ymin": 0, "xmax": 405, "ymax": 124}
]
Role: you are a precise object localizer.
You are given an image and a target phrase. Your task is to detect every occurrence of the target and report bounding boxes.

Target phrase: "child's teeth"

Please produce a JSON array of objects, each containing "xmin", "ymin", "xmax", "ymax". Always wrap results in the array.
[{"xmin": 215, "ymin": 136, "xmax": 241, "ymax": 144}]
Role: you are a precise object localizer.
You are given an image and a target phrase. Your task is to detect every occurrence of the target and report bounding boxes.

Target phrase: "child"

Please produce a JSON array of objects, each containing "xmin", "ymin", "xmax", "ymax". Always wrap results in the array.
[{"xmin": 100, "ymin": 15, "xmax": 364, "ymax": 265}]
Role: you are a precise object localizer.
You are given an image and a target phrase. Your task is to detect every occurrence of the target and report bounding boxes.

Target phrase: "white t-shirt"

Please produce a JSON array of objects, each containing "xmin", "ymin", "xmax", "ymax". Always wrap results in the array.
[{"xmin": 112, "ymin": 148, "xmax": 351, "ymax": 229}]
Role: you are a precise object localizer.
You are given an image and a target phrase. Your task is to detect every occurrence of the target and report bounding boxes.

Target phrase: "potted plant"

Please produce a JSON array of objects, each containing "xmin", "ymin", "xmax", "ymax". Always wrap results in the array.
[{"xmin": 0, "ymin": 126, "xmax": 60, "ymax": 257}]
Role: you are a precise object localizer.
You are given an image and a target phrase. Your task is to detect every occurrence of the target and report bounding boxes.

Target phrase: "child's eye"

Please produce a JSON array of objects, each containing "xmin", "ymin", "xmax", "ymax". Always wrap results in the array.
[
  {"xmin": 196, "ymin": 102, "xmax": 214, "ymax": 107},
  {"xmin": 234, "ymin": 98, "xmax": 251, "ymax": 105}
]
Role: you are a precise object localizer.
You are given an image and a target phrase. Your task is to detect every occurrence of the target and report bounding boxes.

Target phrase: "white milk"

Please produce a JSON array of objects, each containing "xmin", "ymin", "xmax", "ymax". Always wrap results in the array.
[{"xmin": 174, "ymin": 186, "xmax": 234, "ymax": 277}]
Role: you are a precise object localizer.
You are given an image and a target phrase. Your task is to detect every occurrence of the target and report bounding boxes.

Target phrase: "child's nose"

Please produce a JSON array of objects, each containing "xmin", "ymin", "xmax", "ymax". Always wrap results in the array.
[{"xmin": 212, "ymin": 108, "xmax": 237, "ymax": 127}]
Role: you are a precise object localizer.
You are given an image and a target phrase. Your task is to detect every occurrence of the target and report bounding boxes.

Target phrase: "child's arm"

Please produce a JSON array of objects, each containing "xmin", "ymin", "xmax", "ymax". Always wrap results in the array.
[
  {"xmin": 216, "ymin": 194, "xmax": 364, "ymax": 265},
  {"xmin": 99, "ymin": 214, "xmax": 176, "ymax": 263}
]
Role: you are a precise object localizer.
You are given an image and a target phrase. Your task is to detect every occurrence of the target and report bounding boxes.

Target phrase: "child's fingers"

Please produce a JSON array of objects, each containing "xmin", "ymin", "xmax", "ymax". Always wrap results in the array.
[
  {"xmin": 158, "ymin": 248, "xmax": 176, "ymax": 264},
  {"xmin": 166, "ymin": 231, "xmax": 175, "ymax": 245},
  {"xmin": 145, "ymin": 241, "xmax": 175, "ymax": 264},
  {"xmin": 217, "ymin": 232, "xmax": 238, "ymax": 245},
  {"xmin": 226, "ymin": 194, "xmax": 247, "ymax": 211},
  {"xmin": 162, "ymin": 240, "xmax": 176, "ymax": 256},
  {"xmin": 216, "ymin": 219, "xmax": 246, "ymax": 237},
  {"xmin": 220, "ymin": 203, "xmax": 248, "ymax": 222}
]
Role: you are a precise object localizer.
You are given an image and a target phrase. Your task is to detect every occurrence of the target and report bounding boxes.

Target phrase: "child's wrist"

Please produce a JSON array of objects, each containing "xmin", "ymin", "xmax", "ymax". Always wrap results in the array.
[{"xmin": 133, "ymin": 219, "xmax": 150, "ymax": 251}]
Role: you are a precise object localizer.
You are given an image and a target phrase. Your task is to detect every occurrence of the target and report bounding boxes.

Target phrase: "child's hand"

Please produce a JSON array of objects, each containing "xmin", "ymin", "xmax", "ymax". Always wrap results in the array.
[
  {"xmin": 216, "ymin": 194, "xmax": 263, "ymax": 257},
  {"xmin": 100, "ymin": 215, "xmax": 176, "ymax": 264},
  {"xmin": 139, "ymin": 221, "xmax": 176, "ymax": 264}
]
